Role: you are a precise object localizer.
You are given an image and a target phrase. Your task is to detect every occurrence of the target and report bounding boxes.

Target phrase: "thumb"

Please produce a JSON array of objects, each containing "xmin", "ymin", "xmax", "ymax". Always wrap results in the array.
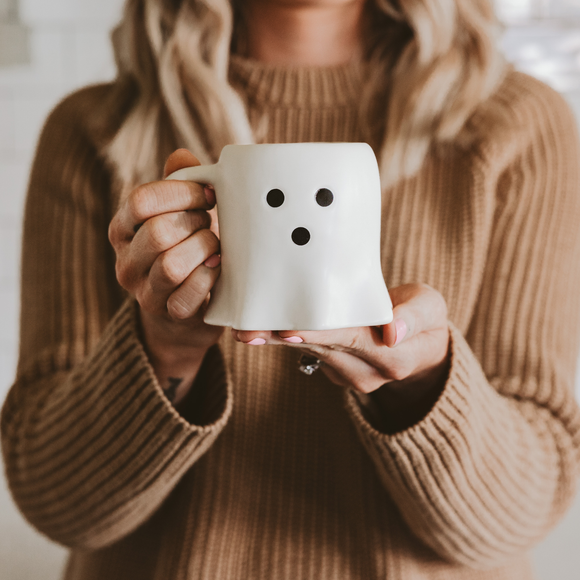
[
  {"xmin": 382, "ymin": 283, "xmax": 447, "ymax": 348},
  {"xmin": 163, "ymin": 148, "xmax": 201, "ymax": 179}
]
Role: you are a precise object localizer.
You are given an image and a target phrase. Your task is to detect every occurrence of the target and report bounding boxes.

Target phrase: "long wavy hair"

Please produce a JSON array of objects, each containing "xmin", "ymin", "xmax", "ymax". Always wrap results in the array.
[{"xmin": 105, "ymin": 0, "xmax": 506, "ymax": 190}]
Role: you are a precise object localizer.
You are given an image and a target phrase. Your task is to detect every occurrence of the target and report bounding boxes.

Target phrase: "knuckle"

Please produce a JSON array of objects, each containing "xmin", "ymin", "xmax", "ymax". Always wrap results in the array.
[
  {"xmin": 136, "ymin": 288, "xmax": 159, "ymax": 316},
  {"xmin": 147, "ymin": 217, "xmax": 175, "ymax": 252},
  {"xmin": 128, "ymin": 185, "xmax": 154, "ymax": 223},
  {"xmin": 347, "ymin": 374, "xmax": 378, "ymax": 394},
  {"xmin": 115, "ymin": 260, "xmax": 133, "ymax": 290},
  {"xmin": 389, "ymin": 363, "xmax": 410, "ymax": 382},
  {"xmin": 420, "ymin": 283, "xmax": 448, "ymax": 315},
  {"xmin": 158, "ymin": 253, "xmax": 188, "ymax": 286},
  {"xmin": 108, "ymin": 217, "xmax": 119, "ymax": 246},
  {"xmin": 354, "ymin": 382, "xmax": 376, "ymax": 394}
]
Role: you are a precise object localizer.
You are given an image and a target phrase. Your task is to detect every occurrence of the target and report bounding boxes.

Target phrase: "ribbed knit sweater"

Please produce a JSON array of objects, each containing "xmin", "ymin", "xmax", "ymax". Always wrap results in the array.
[{"xmin": 2, "ymin": 56, "xmax": 580, "ymax": 580}]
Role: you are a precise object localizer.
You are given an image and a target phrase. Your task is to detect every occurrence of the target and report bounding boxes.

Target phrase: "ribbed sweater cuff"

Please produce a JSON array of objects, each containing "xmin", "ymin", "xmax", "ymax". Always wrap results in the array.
[
  {"xmin": 345, "ymin": 321, "xmax": 485, "ymax": 440},
  {"xmin": 104, "ymin": 296, "xmax": 233, "ymax": 432},
  {"xmin": 344, "ymin": 322, "xmax": 526, "ymax": 565},
  {"xmin": 2, "ymin": 297, "xmax": 233, "ymax": 548}
]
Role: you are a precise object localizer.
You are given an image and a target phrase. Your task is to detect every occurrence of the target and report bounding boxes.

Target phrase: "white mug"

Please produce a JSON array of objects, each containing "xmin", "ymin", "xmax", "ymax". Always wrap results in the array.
[{"xmin": 167, "ymin": 143, "xmax": 393, "ymax": 330}]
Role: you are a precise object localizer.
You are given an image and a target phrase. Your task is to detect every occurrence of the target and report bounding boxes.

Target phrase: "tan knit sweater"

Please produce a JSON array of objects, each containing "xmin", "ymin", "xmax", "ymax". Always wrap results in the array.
[{"xmin": 2, "ymin": 56, "xmax": 580, "ymax": 580}]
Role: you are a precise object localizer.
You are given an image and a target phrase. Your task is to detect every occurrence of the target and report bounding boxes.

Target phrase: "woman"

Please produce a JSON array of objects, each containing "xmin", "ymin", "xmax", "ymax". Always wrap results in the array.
[{"xmin": 2, "ymin": 0, "xmax": 580, "ymax": 578}]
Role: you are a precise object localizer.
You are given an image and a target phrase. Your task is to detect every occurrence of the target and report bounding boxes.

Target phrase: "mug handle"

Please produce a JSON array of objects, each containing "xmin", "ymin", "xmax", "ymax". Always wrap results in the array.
[{"xmin": 166, "ymin": 163, "xmax": 219, "ymax": 185}]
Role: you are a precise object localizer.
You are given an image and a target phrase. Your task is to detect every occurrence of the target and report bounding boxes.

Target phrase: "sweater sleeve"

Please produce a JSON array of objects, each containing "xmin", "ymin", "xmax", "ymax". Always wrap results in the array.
[
  {"xmin": 345, "ymin": 80, "xmax": 580, "ymax": 568},
  {"xmin": 0, "ymin": 88, "xmax": 232, "ymax": 550}
]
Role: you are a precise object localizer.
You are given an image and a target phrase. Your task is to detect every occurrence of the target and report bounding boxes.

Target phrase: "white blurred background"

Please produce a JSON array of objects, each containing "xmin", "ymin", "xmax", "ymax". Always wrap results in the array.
[{"xmin": 1, "ymin": 0, "xmax": 580, "ymax": 578}]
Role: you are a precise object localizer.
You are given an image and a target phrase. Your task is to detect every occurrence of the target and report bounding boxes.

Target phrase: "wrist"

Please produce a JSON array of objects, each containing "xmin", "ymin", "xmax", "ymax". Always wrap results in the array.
[
  {"xmin": 138, "ymin": 304, "xmax": 220, "ymax": 355},
  {"xmin": 137, "ymin": 307, "xmax": 215, "ymax": 406},
  {"xmin": 146, "ymin": 342, "xmax": 208, "ymax": 407}
]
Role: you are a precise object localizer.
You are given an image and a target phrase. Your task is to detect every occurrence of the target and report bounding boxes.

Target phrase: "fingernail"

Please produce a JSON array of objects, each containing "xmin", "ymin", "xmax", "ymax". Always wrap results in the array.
[
  {"xmin": 204, "ymin": 254, "xmax": 221, "ymax": 268},
  {"xmin": 246, "ymin": 338, "xmax": 266, "ymax": 346},
  {"xmin": 204, "ymin": 185, "xmax": 216, "ymax": 206},
  {"xmin": 282, "ymin": 336, "xmax": 303, "ymax": 343},
  {"xmin": 393, "ymin": 319, "xmax": 408, "ymax": 347}
]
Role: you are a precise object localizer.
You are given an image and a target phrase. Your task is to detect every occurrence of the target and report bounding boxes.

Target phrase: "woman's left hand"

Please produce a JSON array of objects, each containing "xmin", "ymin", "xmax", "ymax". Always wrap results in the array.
[{"xmin": 231, "ymin": 283, "xmax": 450, "ymax": 398}]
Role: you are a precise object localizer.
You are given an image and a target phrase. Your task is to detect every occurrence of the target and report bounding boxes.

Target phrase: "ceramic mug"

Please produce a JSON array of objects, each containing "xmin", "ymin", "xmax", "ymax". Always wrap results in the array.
[{"xmin": 166, "ymin": 143, "xmax": 393, "ymax": 330}]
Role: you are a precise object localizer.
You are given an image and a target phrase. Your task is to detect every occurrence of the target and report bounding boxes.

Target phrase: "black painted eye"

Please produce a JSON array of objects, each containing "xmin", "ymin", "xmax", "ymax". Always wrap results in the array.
[
  {"xmin": 316, "ymin": 188, "xmax": 334, "ymax": 207},
  {"xmin": 267, "ymin": 189, "xmax": 285, "ymax": 208},
  {"xmin": 292, "ymin": 227, "xmax": 311, "ymax": 246}
]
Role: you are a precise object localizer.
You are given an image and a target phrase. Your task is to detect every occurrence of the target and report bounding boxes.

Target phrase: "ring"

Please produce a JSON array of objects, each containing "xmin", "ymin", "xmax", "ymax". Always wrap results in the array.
[{"xmin": 298, "ymin": 354, "xmax": 322, "ymax": 375}]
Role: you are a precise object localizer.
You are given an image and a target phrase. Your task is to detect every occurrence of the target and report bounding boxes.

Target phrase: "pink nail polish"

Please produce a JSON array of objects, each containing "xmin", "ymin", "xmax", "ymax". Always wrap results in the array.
[
  {"xmin": 204, "ymin": 254, "xmax": 221, "ymax": 268},
  {"xmin": 282, "ymin": 336, "xmax": 303, "ymax": 343},
  {"xmin": 393, "ymin": 319, "xmax": 408, "ymax": 347},
  {"xmin": 246, "ymin": 338, "xmax": 266, "ymax": 346},
  {"xmin": 204, "ymin": 186, "xmax": 216, "ymax": 206}
]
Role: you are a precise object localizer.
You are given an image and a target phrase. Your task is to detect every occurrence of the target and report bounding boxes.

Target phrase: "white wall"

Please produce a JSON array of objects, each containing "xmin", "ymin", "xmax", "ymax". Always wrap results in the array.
[
  {"xmin": 0, "ymin": 2, "xmax": 579, "ymax": 579},
  {"xmin": 0, "ymin": 2, "xmax": 123, "ymax": 579}
]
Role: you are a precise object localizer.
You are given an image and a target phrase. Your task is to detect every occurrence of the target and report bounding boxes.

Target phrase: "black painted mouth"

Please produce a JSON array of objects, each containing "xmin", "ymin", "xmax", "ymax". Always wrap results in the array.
[{"xmin": 292, "ymin": 227, "xmax": 311, "ymax": 246}]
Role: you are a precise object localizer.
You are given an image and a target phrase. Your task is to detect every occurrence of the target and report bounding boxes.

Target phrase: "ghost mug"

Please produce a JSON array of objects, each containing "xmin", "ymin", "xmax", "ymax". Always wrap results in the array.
[{"xmin": 166, "ymin": 143, "xmax": 393, "ymax": 331}]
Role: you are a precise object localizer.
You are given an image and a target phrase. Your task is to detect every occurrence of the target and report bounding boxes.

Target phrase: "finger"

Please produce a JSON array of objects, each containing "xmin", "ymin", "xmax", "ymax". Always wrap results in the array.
[
  {"xmin": 277, "ymin": 326, "xmax": 383, "ymax": 354},
  {"xmin": 277, "ymin": 321, "xmax": 434, "ymax": 382},
  {"xmin": 164, "ymin": 149, "xmax": 216, "ymax": 207},
  {"xmin": 163, "ymin": 149, "xmax": 201, "ymax": 179},
  {"xmin": 113, "ymin": 180, "xmax": 215, "ymax": 242},
  {"xmin": 382, "ymin": 283, "xmax": 448, "ymax": 348},
  {"xmin": 231, "ymin": 329, "xmax": 276, "ymax": 346},
  {"xmin": 318, "ymin": 364, "xmax": 351, "ymax": 389},
  {"xmin": 148, "ymin": 228, "xmax": 220, "ymax": 294},
  {"xmin": 128, "ymin": 210, "xmax": 211, "ymax": 275},
  {"xmin": 166, "ymin": 258, "xmax": 222, "ymax": 320},
  {"xmin": 277, "ymin": 327, "xmax": 393, "ymax": 373},
  {"xmin": 310, "ymin": 347, "xmax": 387, "ymax": 393}
]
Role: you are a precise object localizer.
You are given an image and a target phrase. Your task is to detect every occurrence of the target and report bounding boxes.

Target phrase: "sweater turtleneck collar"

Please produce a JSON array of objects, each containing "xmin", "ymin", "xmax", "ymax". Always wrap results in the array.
[{"xmin": 228, "ymin": 53, "xmax": 366, "ymax": 109}]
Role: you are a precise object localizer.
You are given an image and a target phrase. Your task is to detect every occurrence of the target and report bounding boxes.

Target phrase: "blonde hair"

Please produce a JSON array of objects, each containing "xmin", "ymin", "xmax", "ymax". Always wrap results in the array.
[{"xmin": 105, "ymin": 0, "xmax": 506, "ymax": 189}]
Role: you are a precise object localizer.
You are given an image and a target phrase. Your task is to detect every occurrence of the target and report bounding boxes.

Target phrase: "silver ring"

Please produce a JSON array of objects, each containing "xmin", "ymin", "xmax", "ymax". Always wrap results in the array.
[{"xmin": 298, "ymin": 354, "xmax": 322, "ymax": 375}]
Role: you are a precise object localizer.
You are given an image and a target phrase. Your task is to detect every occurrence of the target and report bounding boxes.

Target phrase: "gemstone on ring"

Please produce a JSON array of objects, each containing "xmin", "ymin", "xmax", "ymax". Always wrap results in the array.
[{"xmin": 298, "ymin": 354, "xmax": 322, "ymax": 375}]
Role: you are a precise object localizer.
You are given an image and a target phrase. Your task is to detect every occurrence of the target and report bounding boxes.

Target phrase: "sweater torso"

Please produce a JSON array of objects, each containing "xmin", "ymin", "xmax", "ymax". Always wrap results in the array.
[{"xmin": 4, "ymin": 56, "xmax": 580, "ymax": 580}]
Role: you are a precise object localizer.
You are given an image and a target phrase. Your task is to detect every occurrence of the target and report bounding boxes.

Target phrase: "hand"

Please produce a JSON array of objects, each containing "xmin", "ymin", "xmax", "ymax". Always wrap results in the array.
[
  {"xmin": 108, "ymin": 149, "xmax": 223, "ymax": 404},
  {"xmin": 232, "ymin": 284, "xmax": 450, "ymax": 426}
]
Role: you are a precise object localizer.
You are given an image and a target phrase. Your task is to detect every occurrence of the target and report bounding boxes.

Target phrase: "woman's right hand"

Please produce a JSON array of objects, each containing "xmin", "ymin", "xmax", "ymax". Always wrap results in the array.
[{"xmin": 108, "ymin": 149, "xmax": 224, "ymax": 404}]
